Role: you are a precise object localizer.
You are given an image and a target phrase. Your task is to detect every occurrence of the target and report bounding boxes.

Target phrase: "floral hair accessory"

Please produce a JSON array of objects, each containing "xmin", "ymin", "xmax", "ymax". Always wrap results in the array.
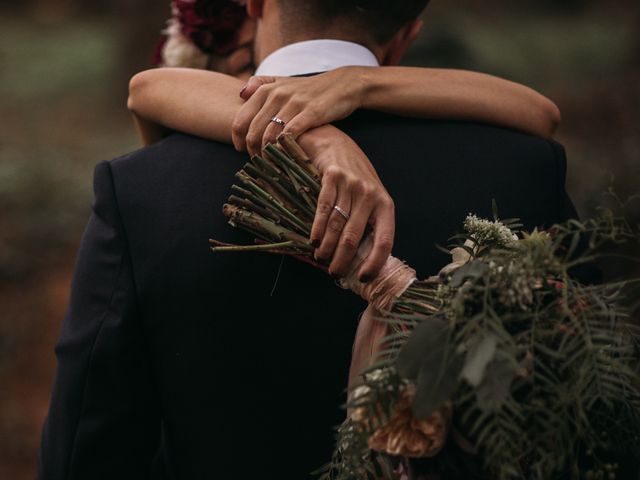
[{"xmin": 155, "ymin": 0, "xmax": 248, "ymax": 68}]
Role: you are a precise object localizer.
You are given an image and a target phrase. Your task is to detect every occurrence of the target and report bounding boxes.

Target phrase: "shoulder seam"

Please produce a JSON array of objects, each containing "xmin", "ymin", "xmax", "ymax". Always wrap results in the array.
[{"xmin": 103, "ymin": 161, "xmax": 141, "ymax": 302}]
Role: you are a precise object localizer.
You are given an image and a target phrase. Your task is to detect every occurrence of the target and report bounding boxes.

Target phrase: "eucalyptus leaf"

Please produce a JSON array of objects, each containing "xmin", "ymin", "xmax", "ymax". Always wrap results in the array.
[
  {"xmin": 476, "ymin": 356, "xmax": 517, "ymax": 412},
  {"xmin": 450, "ymin": 261, "xmax": 489, "ymax": 288},
  {"xmin": 413, "ymin": 348, "xmax": 464, "ymax": 419},
  {"xmin": 492, "ymin": 198, "xmax": 499, "ymax": 221},
  {"xmin": 396, "ymin": 316, "xmax": 448, "ymax": 381},
  {"xmin": 462, "ymin": 334, "xmax": 499, "ymax": 387}
]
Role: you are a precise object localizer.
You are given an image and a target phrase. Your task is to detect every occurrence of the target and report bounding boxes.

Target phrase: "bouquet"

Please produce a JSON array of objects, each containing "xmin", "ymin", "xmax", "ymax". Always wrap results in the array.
[{"xmin": 210, "ymin": 135, "xmax": 640, "ymax": 479}]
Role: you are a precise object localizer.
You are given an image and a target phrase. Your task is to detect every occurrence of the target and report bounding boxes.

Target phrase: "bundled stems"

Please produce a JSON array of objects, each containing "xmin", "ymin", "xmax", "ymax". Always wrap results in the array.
[{"xmin": 211, "ymin": 133, "xmax": 321, "ymax": 257}]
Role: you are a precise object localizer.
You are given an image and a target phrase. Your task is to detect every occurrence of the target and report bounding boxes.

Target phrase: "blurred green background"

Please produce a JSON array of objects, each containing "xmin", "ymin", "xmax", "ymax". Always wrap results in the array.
[{"xmin": 0, "ymin": 0, "xmax": 638, "ymax": 478}]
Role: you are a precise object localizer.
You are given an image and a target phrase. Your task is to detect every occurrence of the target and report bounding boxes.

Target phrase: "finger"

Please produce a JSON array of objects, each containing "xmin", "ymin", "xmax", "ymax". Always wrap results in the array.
[
  {"xmin": 262, "ymin": 102, "xmax": 301, "ymax": 149},
  {"xmin": 329, "ymin": 198, "xmax": 370, "ymax": 278},
  {"xmin": 358, "ymin": 199, "xmax": 395, "ymax": 282},
  {"xmin": 282, "ymin": 109, "xmax": 320, "ymax": 140},
  {"xmin": 240, "ymin": 75, "xmax": 278, "ymax": 100},
  {"xmin": 310, "ymin": 172, "xmax": 338, "ymax": 248},
  {"xmin": 245, "ymin": 98, "xmax": 282, "ymax": 156},
  {"xmin": 232, "ymin": 88, "xmax": 269, "ymax": 151},
  {"xmin": 262, "ymin": 121, "xmax": 285, "ymax": 150},
  {"xmin": 316, "ymin": 191, "xmax": 351, "ymax": 268}
]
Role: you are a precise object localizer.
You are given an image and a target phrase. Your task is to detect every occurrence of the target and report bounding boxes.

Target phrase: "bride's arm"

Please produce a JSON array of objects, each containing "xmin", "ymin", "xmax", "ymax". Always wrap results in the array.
[
  {"xmin": 361, "ymin": 67, "xmax": 561, "ymax": 137},
  {"xmin": 128, "ymin": 65, "xmax": 560, "ymax": 151},
  {"xmin": 128, "ymin": 68, "xmax": 245, "ymax": 145}
]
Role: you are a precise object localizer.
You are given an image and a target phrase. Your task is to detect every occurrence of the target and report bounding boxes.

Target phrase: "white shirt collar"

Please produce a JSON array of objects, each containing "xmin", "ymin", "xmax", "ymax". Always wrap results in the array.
[{"xmin": 255, "ymin": 39, "xmax": 380, "ymax": 77}]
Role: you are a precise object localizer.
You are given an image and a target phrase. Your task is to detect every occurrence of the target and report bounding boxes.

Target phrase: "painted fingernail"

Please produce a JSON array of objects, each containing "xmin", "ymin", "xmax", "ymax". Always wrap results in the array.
[
  {"xmin": 315, "ymin": 255, "xmax": 329, "ymax": 265},
  {"xmin": 239, "ymin": 85, "xmax": 248, "ymax": 97}
]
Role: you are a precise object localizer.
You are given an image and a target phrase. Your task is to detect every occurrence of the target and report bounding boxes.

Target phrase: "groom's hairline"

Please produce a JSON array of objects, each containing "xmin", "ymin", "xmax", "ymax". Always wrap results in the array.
[{"xmin": 276, "ymin": 0, "xmax": 430, "ymax": 45}]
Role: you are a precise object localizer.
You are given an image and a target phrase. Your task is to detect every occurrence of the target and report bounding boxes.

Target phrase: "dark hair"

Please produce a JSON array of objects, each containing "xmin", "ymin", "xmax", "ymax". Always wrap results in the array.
[{"xmin": 278, "ymin": 0, "xmax": 430, "ymax": 44}]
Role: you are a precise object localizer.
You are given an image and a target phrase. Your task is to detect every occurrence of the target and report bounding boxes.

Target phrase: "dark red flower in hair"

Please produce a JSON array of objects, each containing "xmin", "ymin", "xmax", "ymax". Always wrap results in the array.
[{"xmin": 174, "ymin": 0, "xmax": 247, "ymax": 56}]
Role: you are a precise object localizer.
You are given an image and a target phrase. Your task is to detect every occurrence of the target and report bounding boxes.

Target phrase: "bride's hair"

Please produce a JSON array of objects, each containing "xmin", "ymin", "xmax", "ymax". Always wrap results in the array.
[{"xmin": 277, "ymin": 0, "xmax": 430, "ymax": 44}]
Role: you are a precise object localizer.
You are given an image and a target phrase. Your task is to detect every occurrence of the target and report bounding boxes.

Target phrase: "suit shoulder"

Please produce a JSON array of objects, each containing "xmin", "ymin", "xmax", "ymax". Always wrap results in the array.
[
  {"xmin": 343, "ymin": 111, "xmax": 561, "ymax": 154},
  {"xmin": 102, "ymin": 133, "xmax": 245, "ymax": 231},
  {"xmin": 109, "ymin": 133, "xmax": 236, "ymax": 174},
  {"xmin": 342, "ymin": 112, "xmax": 562, "ymax": 167}
]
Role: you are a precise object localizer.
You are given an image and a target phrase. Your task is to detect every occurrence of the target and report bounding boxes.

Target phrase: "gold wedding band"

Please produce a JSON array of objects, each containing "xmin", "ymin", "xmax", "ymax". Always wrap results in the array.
[
  {"xmin": 271, "ymin": 116, "xmax": 286, "ymax": 128},
  {"xmin": 333, "ymin": 205, "xmax": 350, "ymax": 221}
]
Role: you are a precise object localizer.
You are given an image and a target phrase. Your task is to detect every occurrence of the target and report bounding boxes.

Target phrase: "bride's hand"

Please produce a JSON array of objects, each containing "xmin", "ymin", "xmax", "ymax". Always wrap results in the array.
[
  {"xmin": 232, "ymin": 67, "xmax": 367, "ymax": 155},
  {"xmin": 297, "ymin": 125, "xmax": 395, "ymax": 282}
]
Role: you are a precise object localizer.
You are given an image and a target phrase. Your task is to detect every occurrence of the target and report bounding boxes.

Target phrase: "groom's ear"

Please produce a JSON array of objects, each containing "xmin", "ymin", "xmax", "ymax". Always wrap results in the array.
[
  {"xmin": 246, "ymin": 0, "xmax": 266, "ymax": 18},
  {"xmin": 381, "ymin": 19, "xmax": 424, "ymax": 66}
]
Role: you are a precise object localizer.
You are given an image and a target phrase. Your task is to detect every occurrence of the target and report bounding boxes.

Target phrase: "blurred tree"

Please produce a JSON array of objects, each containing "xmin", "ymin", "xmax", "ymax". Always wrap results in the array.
[
  {"xmin": 635, "ymin": 10, "xmax": 640, "ymax": 64},
  {"xmin": 111, "ymin": 0, "xmax": 168, "ymax": 103},
  {"xmin": 534, "ymin": 0, "xmax": 593, "ymax": 14}
]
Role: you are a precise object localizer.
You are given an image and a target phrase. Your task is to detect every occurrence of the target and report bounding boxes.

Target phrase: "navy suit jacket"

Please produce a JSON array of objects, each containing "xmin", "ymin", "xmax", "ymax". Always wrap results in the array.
[{"xmin": 39, "ymin": 112, "xmax": 577, "ymax": 479}]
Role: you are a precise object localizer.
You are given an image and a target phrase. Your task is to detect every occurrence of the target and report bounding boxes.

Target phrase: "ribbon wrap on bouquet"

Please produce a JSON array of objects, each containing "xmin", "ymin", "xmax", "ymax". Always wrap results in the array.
[{"xmin": 339, "ymin": 235, "xmax": 417, "ymax": 391}]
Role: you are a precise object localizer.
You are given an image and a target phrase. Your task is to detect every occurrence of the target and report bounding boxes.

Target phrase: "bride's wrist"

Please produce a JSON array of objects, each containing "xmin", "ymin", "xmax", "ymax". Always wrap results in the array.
[
  {"xmin": 355, "ymin": 66, "xmax": 378, "ymax": 110},
  {"xmin": 297, "ymin": 125, "xmax": 347, "ymax": 155},
  {"xmin": 334, "ymin": 66, "xmax": 370, "ymax": 110}
]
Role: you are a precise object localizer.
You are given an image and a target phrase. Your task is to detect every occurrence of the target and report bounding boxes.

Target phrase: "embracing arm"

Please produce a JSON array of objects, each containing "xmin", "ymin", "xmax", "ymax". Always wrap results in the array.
[
  {"xmin": 128, "ymin": 65, "xmax": 560, "ymax": 150},
  {"xmin": 231, "ymin": 66, "xmax": 560, "ymax": 153},
  {"xmin": 358, "ymin": 67, "xmax": 561, "ymax": 138},
  {"xmin": 128, "ymin": 68, "xmax": 245, "ymax": 145}
]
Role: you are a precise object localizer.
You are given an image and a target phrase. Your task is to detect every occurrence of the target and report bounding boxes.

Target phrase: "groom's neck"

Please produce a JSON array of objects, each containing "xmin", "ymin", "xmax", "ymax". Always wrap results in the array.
[{"xmin": 253, "ymin": 5, "xmax": 384, "ymax": 65}]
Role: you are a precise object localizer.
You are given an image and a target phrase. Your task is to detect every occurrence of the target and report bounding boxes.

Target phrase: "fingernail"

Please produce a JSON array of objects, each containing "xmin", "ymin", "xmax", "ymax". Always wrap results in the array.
[
  {"xmin": 315, "ymin": 255, "xmax": 328, "ymax": 265},
  {"xmin": 239, "ymin": 85, "xmax": 247, "ymax": 97}
]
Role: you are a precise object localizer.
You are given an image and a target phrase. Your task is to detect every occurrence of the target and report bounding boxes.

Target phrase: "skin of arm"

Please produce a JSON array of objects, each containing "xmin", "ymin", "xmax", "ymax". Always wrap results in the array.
[
  {"xmin": 128, "ymin": 68, "xmax": 246, "ymax": 145},
  {"xmin": 359, "ymin": 66, "xmax": 561, "ymax": 138},
  {"xmin": 128, "ymin": 65, "xmax": 560, "ymax": 152}
]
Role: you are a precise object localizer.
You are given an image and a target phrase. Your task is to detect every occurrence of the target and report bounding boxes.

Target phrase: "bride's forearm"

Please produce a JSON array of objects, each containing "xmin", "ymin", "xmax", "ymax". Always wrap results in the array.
[
  {"xmin": 127, "ymin": 68, "xmax": 245, "ymax": 145},
  {"xmin": 358, "ymin": 66, "xmax": 561, "ymax": 138}
]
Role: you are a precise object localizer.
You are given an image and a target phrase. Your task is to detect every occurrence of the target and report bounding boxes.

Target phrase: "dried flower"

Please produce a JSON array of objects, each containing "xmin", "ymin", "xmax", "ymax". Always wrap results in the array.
[
  {"xmin": 161, "ymin": 19, "xmax": 210, "ymax": 68},
  {"xmin": 368, "ymin": 385, "xmax": 452, "ymax": 458}
]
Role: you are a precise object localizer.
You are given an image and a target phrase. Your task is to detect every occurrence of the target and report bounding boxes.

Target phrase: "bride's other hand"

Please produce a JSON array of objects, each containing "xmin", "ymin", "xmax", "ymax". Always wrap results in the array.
[
  {"xmin": 232, "ymin": 67, "xmax": 366, "ymax": 156},
  {"xmin": 297, "ymin": 125, "xmax": 395, "ymax": 282}
]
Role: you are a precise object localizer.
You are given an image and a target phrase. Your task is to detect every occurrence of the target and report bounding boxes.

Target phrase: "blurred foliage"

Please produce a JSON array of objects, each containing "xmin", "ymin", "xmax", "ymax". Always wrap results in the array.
[{"xmin": 0, "ymin": 18, "xmax": 138, "ymax": 278}]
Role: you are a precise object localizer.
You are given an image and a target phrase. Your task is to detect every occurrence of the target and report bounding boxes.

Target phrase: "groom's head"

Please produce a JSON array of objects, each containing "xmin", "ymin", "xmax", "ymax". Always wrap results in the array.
[{"xmin": 246, "ymin": 0, "xmax": 430, "ymax": 66}]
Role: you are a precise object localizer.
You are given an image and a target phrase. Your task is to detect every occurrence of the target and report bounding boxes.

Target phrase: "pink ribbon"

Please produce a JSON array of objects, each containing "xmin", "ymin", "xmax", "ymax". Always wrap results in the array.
[{"xmin": 340, "ymin": 236, "xmax": 417, "ymax": 391}]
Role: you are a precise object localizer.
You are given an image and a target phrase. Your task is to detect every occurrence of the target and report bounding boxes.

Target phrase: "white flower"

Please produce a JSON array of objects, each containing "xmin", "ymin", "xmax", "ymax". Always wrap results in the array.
[
  {"xmin": 464, "ymin": 214, "xmax": 518, "ymax": 248},
  {"xmin": 160, "ymin": 19, "xmax": 209, "ymax": 69}
]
